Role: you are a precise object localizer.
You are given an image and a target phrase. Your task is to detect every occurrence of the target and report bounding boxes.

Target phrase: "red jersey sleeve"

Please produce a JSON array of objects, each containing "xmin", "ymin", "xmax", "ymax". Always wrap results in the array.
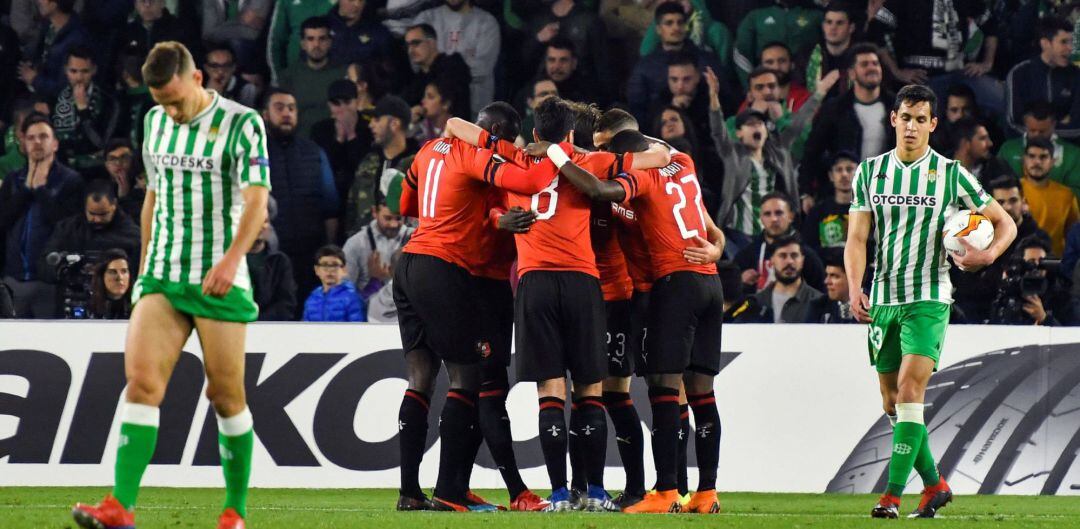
[
  {"xmin": 612, "ymin": 168, "xmax": 655, "ymax": 201},
  {"xmin": 454, "ymin": 143, "xmax": 558, "ymax": 195},
  {"xmin": 400, "ymin": 161, "xmax": 420, "ymax": 217},
  {"xmin": 478, "ymin": 129, "xmax": 529, "ymax": 166}
]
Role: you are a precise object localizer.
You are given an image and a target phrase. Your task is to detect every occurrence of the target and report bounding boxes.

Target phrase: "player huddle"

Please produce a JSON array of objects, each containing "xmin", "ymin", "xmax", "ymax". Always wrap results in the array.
[{"xmin": 392, "ymin": 97, "xmax": 725, "ymax": 513}]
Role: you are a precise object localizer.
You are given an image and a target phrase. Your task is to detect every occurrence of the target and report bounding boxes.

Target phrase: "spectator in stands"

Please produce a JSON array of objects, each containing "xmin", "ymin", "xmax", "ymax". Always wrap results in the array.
[
  {"xmin": 951, "ymin": 118, "xmax": 1013, "ymax": 186},
  {"xmin": 750, "ymin": 42, "xmax": 810, "ymax": 113},
  {"xmin": 532, "ymin": 38, "xmax": 601, "ymax": 106},
  {"xmin": 711, "ymin": 67, "xmax": 837, "ymax": 248},
  {"xmin": 0, "ymin": 114, "xmax": 83, "ymax": 318},
  {"xmin": 414, "ymin": 0, "xmax": 501, "ymax": 114},
  {"xmin": 88, "ymin": 248, "xmax": 132, "ymax": 319},
  {"xmin": 401, "ymin": 23, "xmax": 472, "ymax": 118},
  {"xmin": 277, "ymin": 16, "xmax": 347, "ymax": 138},
  {"xmin": 266, "ymin": 0, "xmax": 336, "ymax": 84},
  {"xmin": 652, "ymin": 106, "xmax": 699, "ymax": 158},
  {"xmin": 101, "ymin": 139, "xmax": 146, "ymax": 222},
  {"xmin": 1021, "ymin": 137, "xmax": 1079, "ymax": 257},
  {"xmin": 116, "ymin": 45, "xmax": 156, "ymax": 149},
  {"xmin": 327, "ymin": 0, "xmax": 395, "ymax": 68},
  {"xmin": 627, "ymin": 2, "xmax": 722, "ymax": 123},
  {"xmin": 869, "ymin": 0, "xmax": 1003, "ymax": 114},
  {"xmin": 953, "ymin": 176, "xmax": 1051, "ymax": 323},
  {"xmin": 411, "ymin": 78, "xmax": 461, "ymax": 142},
  {"xmin": 647, "ymin": 54, "xmax": 710, "ymax": 146},
  {"xmin": 733, "ymin": 192, "xmax": 826, "ymax": 295},
  {"xmin": 999, "ymin": 101, "xmax": 1080, "ymax": 200},
  {"xmin": 0, "ymin": 100, "xmax": 37, "ymax": 180},
  {"xmin": 311, "ymin": 79, "xmax": 375, "ymax": 211},
  {"xmin": 801, "ymin": 43, "xmax": 892, "ymax": 201},
  {"xmin": 50, "ymin": 46, "xmax": 118, "ymax": 170},
  {"xmin": 800, "ymin": 2, "xmax": 855, "ymax": 100},
  {"xmin": 366, "ymin": 249, "xmax": 402, "ymax": 323},
  {"xmin": 802, "ymin": 151, "xmax": 856, "ymax": 254},
  {"xmin": 203, "ymin": 45, "xmax": 259, "ymax": 108},
  {"xmin": 121, "ymin": 0, "xmax": 196, "ymax": 58},
  {"xmin": 347, "ymin": 95, "xmax": 418, "ymax": 236},
  {"xmin": 521, "ymin": 0, "xmax": 612, "ymax": 101},
  {"xmin": 39, "ymin": 179, "xmax": 141, "ymax": 282},
  {"xmin": 1006, "ymin": 16, "xmax": 1080, "ymax": 140},
  {"xmin": 201, "ymin": 0, "xmax": 272, "ymax": 71},
  {"xmin": 247, "ymin": 200, "xmax": 297, "ymax": 321},
  {"xmin": 639, "ymin": 0, "xmax": 732, "ymax": 75},
  {"xmin": 718, "ymin": 259, "xmax": 747, "ymax": 322},
  {"xmin": 0, "ymin": 16, "xmax": 24, "ymax": 123},
  {"xmin": 262, "ymin": 88, "xmax": 341, "ymax": 300},
  {"xmin": 809, "ymin": 249, "xmax": 856, "ymax": 324},
  {"xmin": 930, "ymin": 84, "xmax": 1006, "ymax": 159},
  {"xmin": 990, "ymin": 236, "xmax": 1072, "ymax": 326},
  {"xmin": 18, "ymin": 0, "xmax": 88, "ymax": 99},
  {"xmin": 343, "ymin": 197, "xmax": 415, "ymax": 301},
  {"xmin": 520, "ymin": 78, "xmax": 559, "ymax": 144},
  {"xmin": 303, "ymin": 244, "xmax": 366, "ymax": 322},
  {"xmin": 741, "ymin": 233, "xmax": 824, "ymax": 323},
  {"xmin": 734, "ymin": 0, "xmax": 823, "ymax": 87}
]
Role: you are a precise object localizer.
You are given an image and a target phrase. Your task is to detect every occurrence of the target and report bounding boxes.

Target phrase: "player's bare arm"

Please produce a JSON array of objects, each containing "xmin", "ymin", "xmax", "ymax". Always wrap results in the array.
[
  {"xmin": 844, "ymin": 210, "xmax": 873, "ymax": 323},
  {"xmin": 950, "ymin": 200, "xmax": 1017, "ymax": 272},
  {"xmin": 555, "ymin": 158, "xmax": 627, "ymax": 203},
  {"xmin": 202, "ymin": 186, "xmax": 269, "ymax": 297},
  {"xmin": 443, "ymin": 117, "xmax": 484, "ymax": 145},
  {"xmin": 683, "ymin": 215, "xmax": 725, "ymax": 265}
]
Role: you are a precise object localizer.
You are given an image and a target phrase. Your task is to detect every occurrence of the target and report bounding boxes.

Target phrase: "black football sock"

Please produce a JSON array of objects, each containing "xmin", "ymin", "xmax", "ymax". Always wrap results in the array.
[
  {"xmin": 398, "ymin": 389, "xmax": 429, "ymax": 499},
  {"xmin": 678, "ymin": 404, "xmax": 690, "ymax": 496},
  {"xmin": 573, "ymin": 396, "xmax": 608, "ymax": 490},
  {"xmin": 538, "ymin": 396, "xmax": 568, "ymax": 491},
  {"xmin": 457, "ymin": 402, "xmax": 484, "ymax": 497},
  {"xmin": 478, "ymin": 386, "xmax": 528, "ymax": 499},
  {"xmin": 689, "ymin": 391, "xmax": 721, "ymax": 492},
  {"xmin": 568, "ymin": 399, "xmax": 588, "ymax": 492},
  {"xmin": 433, "ymin": 389, "xmax": 477, "ymax": 503},
  {"xmin": 603, "ymin": 391, "xmax": 645, "ymax": 496},
  {"xmin": 649, "ymin": 386, "xmax": 681, "ymax": 491}
]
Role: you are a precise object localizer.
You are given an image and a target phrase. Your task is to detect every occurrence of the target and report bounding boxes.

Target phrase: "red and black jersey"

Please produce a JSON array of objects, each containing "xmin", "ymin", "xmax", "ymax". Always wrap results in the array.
[
  {"xmin": 399, "ymin": 137, "xmax": 558, "ymax": 274},
  {"xmin": 613, "ymin": 151, "xmax": 716, "ymax": 279},
  {"xmin": 612, "ymin": 201, "xmax": 654, "ymax": 292},
  {"xmin": 592, "ymin": 201, "xmax": 633, "ymax": 302},
  {"xmin": 471, "ymin": 188, "xmax": 517, "ymax": 281}
]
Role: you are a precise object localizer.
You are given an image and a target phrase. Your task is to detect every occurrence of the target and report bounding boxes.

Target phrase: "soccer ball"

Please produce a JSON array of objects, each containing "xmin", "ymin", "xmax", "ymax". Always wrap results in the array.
[{"xmin": 942, "ymin": 210, "xmax": 994, "ymax": 256}]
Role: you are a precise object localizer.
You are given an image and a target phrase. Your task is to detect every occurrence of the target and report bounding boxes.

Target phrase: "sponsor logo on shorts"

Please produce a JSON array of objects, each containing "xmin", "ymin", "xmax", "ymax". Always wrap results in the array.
[{"xmin": 893, "ymin": 443, "xmax": 912, "ymax": 455}]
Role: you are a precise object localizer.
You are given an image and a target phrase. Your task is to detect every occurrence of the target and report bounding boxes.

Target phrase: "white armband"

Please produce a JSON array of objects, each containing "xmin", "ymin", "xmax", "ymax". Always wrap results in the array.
[{"xmin": 546, "ymin": 144, "xmax": 571, "ymax": 168}]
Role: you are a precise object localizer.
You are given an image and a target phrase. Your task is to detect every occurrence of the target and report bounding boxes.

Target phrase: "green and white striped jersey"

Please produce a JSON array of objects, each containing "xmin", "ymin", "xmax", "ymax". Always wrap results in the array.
[
  {"xmin": 140, "ymin": 91, "xmax": 271, "ymax": 290},
  {"xmin": 850, "ymin": 147, "xmax": 990, "ymax": 306}
]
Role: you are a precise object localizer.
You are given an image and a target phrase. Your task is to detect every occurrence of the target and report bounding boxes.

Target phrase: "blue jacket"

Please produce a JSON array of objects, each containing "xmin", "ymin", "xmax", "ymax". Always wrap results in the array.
[
  {"xmin": 31, "ymin": 15, "xmax": 89, "ymax": 99},
  {"xmin": 0, "ymin": 161, "xmax": 84, "ymax": 280},
  {"xmin": 326, "ymin": 5, "xmax": 393, "ymax": 67},
  {"xmin": 303, "ymin": 280, "xmax": 366, "ymax": 322}
]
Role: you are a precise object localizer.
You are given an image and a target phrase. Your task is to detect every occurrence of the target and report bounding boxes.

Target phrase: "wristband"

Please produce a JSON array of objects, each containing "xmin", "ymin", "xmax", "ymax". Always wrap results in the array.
[{"xmin": 546, "ymin": 143, "xmax": 571, "ymax": 168}]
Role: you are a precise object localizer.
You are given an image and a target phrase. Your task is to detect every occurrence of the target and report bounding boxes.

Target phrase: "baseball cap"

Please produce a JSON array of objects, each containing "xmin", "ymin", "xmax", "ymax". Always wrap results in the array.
[
  {"xmin": 735, "ymin": 109, "xmax": 769, "ymax": 129},
  {"xmin": 373, "ymin": 95, "xmax": 412, "ymax": 126},
  {"xmin": 327, "ymin": 79, "xmax": 358, "ymax": 103}
]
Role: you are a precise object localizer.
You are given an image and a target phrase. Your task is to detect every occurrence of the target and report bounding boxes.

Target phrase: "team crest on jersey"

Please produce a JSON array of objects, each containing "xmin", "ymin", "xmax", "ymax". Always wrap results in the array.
[
  {"xmin": 476, "ymin": 341, "xmax": 492, "ymax": 358},
  {"xmin": 927, "ymin": 169, "xmax": 938, "ymax": 182},
  {"xmin": 207, "ymin": 126, "xmax": 220, "ymax": 142}
]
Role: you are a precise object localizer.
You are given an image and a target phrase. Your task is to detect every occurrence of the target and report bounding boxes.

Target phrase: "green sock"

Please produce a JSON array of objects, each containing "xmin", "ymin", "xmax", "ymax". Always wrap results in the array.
[
  {"xmin": 113, "ymin": 404, "xmax": 160, "ymax": 510},
  {"xmin": 886, "ymin": 403, "xmax": 926, "ymax": 497},
  {"xmin": 913, "ymin": 428, "xmax": 940, "ymax": 486},
  {"xmin": 218, "ymin": 408, "xmax": 254, "ymax": 518}
]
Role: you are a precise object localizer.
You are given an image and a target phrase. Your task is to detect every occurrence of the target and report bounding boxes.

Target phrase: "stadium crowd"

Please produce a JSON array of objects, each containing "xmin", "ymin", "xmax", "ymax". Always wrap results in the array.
[{"xmin": 0, "ymin": 0, "xmax": 1079, "ymax": 326}]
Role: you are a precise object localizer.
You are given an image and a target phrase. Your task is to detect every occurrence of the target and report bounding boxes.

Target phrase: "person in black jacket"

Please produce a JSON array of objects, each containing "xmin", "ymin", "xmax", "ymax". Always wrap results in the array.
[
  {"xmin": 50, "ymin": 46, "xmax": 119, "ymax": 170},
  {"xmin": 119, "ymin": 0, "xmax": 200, "ymax": 60},
  {"xmin": 401, "ymin": 23, "xmax": 472, "ymax": 119},
  {"xmin": 0, "ymin": 113, "xmax": 84, "ymax": 318},
  {"xmin": 801, "ymin": 43, "xmax": 893, "ymax": 202},
  {"xmin": 247, "ymin": 204, "xmax": 297, "ymax": 322},
  {"xmin": 734, "ymin": 192, "xmax": 826, "ymax": 295},
  {"xmin": 311, "ymin": 79, "xmax": 374, "ymax": 216},
  {"xmin": 88, "ymin": 248, "xmax": 132, "ymax": 320},
  {"xmin": 39, "ymin": 179, "xmax": 141, "ymax": 283}
]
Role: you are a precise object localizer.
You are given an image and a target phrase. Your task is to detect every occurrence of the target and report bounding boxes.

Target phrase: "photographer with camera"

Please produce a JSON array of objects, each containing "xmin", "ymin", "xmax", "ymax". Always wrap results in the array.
[
  {"xmin": 990, "ymin": 236, "xmax": 1073, "ymax": 326},
  {"xmin": 88, "ymin": 248, "xmax": 132, "ymax": 319}
]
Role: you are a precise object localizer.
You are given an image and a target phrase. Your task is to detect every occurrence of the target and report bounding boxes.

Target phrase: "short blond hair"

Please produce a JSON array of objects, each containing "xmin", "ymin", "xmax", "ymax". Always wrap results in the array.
[{"xmin": 142, "ymin": 41, "xmax": 195, "ymax": 89}]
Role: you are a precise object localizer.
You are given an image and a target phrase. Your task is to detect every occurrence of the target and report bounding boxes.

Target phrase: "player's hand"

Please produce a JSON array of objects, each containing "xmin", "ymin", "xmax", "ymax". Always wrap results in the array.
[
  {"xmin": 202, "ymin": 255, "xmax": 240, "ymax": 297},
  {"xmin": 950, "ymin": 239, "xmax": 993, "ymax": 272},
  {"xmin": 368, "ymin": 251, "xmax": 392, "ymax": 281},
  {"xmin": 497, "ymin": 206, "xmax": 538, "ymax": 233},
  {"xmin": 851, "ymin": 290, "xmax": 873, "ymax": 323},
  {"xmin": 683, "ymin": 236, "xmax": 722, "ymax": 264},
  {"xmin": 524, "ymin": 141, "xmax": 552, "ymax": 157},
  {"xmin": 73, "ymin": 83, "xmax": 90, "ymax": 110}
]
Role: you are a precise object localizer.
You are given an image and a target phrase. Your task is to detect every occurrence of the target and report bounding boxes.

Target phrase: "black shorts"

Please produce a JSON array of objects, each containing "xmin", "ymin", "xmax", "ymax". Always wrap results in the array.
[
  {"xmin": 605, "ymin": 299, "xmax": 634, "ymax": 377},
  {"xmin": 641, "ymin": 272, "xmax": 724, "ymax": 375},
  {"xmin": 514, "ymin": 271, "xmax": 606, "ymax": 384},
  {"xmin": 629, "ymin": 290, "xmax": 651, "ymax": 376},
  {"xmin": 393, "ymin": 253, "xmax": 484, "ymax": 364},
  {"xmin": 473, "ymin": 276, "xmax": 514, "ymax": 371}
]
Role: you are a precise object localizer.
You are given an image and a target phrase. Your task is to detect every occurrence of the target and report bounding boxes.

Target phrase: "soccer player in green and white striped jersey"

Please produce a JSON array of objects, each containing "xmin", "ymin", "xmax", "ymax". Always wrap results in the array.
[
  {"xmin": 72, "ymin": 42, "xmax": 269, "ymax": 529},
  {"xmin": 844, "ymin": 85, "xmax": 1016, "ymax": 520}
]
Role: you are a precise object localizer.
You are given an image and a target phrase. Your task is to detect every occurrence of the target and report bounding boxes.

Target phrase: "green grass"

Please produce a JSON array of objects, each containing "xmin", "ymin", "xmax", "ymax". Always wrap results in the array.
[{"xmin": 3, "ymin": 488, "xmax": 1080, "ymax": 528}]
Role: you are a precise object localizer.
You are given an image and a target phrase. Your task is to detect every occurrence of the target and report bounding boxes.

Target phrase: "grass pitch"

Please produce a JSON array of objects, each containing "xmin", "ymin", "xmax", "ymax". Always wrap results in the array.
[{"xmin": 3, "ymin": 488, "xmax": 1080, "ymax": 528}]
